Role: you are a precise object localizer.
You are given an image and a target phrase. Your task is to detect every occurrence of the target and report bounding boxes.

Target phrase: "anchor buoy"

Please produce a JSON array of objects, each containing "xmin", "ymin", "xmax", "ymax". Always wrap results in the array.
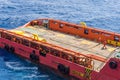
[
  {"xmin": 58, "ymin": 64, "xmax": 70, "ymax": 75},
  {"xmin": 109, "ymin": 61, "xmax": 118, "ymax": 69}
]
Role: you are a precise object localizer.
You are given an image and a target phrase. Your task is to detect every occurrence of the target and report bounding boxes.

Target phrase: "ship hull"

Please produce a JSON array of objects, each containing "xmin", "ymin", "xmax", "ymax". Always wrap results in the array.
[
  {"xmin": 0, "ymin": 18, "xmax": 119, "ymax": 80},
  {"xmin": 0, "ymin": 37, "xmax": 98, "ymax": 80}
]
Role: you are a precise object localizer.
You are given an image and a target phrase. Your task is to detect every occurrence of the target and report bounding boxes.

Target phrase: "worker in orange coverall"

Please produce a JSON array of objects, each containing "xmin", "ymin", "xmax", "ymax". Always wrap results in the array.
[{"xmin": 102, "ymin": 40, "xmax": 107, "ymax": 50}]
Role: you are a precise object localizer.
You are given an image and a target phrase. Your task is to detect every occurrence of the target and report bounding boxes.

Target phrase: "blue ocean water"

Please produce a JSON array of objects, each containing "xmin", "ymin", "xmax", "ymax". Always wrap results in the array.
[
  {"xmin": 0, "ymin": 49, "xmax": 66, "ymax": 80},
  {"xmin": 0, "ymin": 0, "xmax": 120, "ymax": 80}
]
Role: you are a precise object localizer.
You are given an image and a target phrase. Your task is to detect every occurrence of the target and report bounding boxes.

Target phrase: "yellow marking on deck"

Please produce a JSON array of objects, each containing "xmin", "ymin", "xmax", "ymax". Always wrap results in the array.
[
  {"xmin": 57, "ymin": 34, "xmax": 65, "ymax": 37},
  {"xmin": 80, "ymin": 40, "xmax": 92, "ymax": 45},
  {"xmin": 10, "ymin": 30, "xmax": 24, "ymax": 35},
  {"xmin": 107, "ymin": 47, "xmax": 115, "ymax": 52},
  {"xmin": 72, "ymin": 70, "xmax": 84, "ymax": 77},
  {"xmin": 23, "ymin": 34, "xmax": 30, "ymax": 37}
]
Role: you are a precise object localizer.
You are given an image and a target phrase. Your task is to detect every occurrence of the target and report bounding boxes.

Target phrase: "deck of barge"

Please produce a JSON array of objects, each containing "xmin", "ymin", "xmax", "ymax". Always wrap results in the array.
[{"xmin": 11, "ymin": 25, "xmax": 117, "ymax": 71}]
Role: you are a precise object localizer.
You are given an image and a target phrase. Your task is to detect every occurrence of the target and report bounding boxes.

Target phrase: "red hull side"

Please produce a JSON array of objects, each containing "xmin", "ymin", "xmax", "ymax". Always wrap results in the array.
[{"xmin": 0, "ymin": 38, "xmax": 119, "ymax": 80}]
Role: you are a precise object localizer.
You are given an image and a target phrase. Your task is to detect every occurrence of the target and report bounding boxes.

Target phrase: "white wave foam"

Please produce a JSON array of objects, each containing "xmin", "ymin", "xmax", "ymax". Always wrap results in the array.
[
  {"xmin": 5, "ymin": 62, "xmax": 38, "ymax": 70},
  {"xmin": 23, "ymin": 74, "xmax": 49, "ymax": 79}
]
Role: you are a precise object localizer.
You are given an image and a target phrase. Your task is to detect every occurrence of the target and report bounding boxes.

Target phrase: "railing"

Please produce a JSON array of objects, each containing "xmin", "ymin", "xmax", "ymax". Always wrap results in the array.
[
  {"xmin": 0, "ymin": 28, "xmax": 107, "ymax": 63},
  {"xmin": 48, "ymin": 19, "xmax": 120, "ymax": 47}
]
